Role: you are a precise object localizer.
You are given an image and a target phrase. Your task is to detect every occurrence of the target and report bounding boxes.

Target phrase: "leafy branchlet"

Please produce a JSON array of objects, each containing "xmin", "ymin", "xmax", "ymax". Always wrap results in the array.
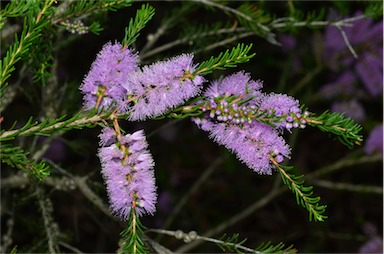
[
  {"xmin": 306, "ymin": 110, "xmax": 363, "ymax": 149},
  {"xmin": 272, "ymin": 159, "xmax": 328, "ymax": 222},
  {"xmin": 0, "ymin": 110, "xmax": 111, "ymax": 142},
  {"xmin": 217, "ymin": 233, "xmax": 297, "ymax": 254},
  {"xmin": 0, "ymin": 0, "xmax": 55, "ymax": 97},
  {"xmin": 55, "ymin": 0, "xmax": 133, "ymax": 22},
  {"xmin": 118, "ymin": 210, "xmax": 148, "ymax": 254},
  {"xmin": 122, "ymin": 4, "xmax": 155, "ymax": 48},
  {"xmin": 194, "ymin": 43, "xmax": 255, "ymax": 75},
  {"xmin": 1, "ymin": 143, "xmax": 50, "ymax": 181}
]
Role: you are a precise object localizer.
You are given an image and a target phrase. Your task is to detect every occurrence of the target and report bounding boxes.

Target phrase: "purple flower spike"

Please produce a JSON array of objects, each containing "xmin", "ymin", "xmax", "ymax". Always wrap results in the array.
[
  {"xmin": 124, "ymin": 54, "xmax": 204, "ymax": 121},
  {"xmin": 98, "ymin": 128, "xmax": 157, "ymax": 219},
  {"xmin": 80, "ymin": 42, "xmax": 139, "ymax": 112},
  {"xmin": 195, "ymin": 119, "xmax": 290, "ymax": 175}
]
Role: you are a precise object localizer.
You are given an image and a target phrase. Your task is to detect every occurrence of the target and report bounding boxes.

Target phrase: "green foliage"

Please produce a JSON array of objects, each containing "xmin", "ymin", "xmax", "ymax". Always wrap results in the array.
[
  {"xmin": 254, "ymin": 241, "xmax": 297, "ymax": 254},
  {"xmin": 364, "ymin": 2, "xmax": 383, "ymax": 20},
  {"xmin": 57, "ymin": 0, "xmax": 133, "ymax": 20},
  {"xmin": 118, "ymin": 211, "xmax": 147, "ymax": 254},
  {"xmin": 216, "ymin": 234, "xmax": 248, "ymax": 253},
  {"xmin": 0, "ymin": 110, "xmax": 110, "ymax": 142},
  {"xmin": 10, "ymin": 246, "xmax": 18, "ymax": 254},
  {"xmin": 216, "ymin": 233, "xmax": 296, "ymax": 254},
  {"xmin": 194, "ymin": 43, "xmax": 255, "ymax": 75},
  {"xmin": 0, "ymin": 0, "xmax": 54, "ymax": 97},
  {"xmin": 276, "ymin": 163, "xmax": 327, "ymax": 222},
  {"xmin": 236, "ymin": 3, "xmax": 272, "ymax": 33},
  {"xmin": 88, "ymin": 21, "xmax": 103, "ymax": 35},
  {"xmin": 0, "ymin": 1, "xmax": 36, "ymax": 29},
  {"xmin": 31, "ymin": 26, "xmax": 55, "ymax": 86},
  {"xmin": 122, "ymin": 4, "xmax": 155, "ymax": 47},
  {"xmin": 282, "ymin": 4, "xmax": 326, "ymax": 31},
  {"xmin": 1, "ymin": 143, "xmax": 50, "ymax": 181},
  {"xmin": 306, "ymin": 111, "xmax": 363, "ymax": 149}
]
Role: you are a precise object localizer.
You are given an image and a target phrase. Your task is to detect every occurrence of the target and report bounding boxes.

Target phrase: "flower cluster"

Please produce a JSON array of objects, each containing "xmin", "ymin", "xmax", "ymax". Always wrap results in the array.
[
  {"xmin": 80, "ymin": 42, "xmax": 138, "ymax": 112},
  {"xmin": 193, "ymin": 72, "xmax": 306, "ymax": 174},
  {"xmin": 98, "ymin": 127, "xmax": 157, "ymax": 219},
  {"xmin": 80, "ymin": 43, "xmax": 204, "ymax": 119},
  {"xmin": 123, "ymin": 54, "xmax": 205, "ymax": 121},
  {"xmin": 62, "ymin": 19, "xmax": 89, "ymax": 34}
]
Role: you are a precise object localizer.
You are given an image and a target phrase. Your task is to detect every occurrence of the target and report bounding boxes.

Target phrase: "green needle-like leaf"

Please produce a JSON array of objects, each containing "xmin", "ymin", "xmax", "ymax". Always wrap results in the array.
[
  {"xmin": 273, "ymin": 160, "xmax": 327, "ymax": 222},
  {"xmin": 122, "ymin": 4, "xmax": 155, "ymax": 47},
  {"xmin": 194, "ymin": 43, "xmax": 255, "ymax": 75}
]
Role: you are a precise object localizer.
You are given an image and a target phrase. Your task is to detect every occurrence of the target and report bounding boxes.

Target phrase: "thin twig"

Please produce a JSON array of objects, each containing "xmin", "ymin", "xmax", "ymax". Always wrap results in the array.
[
  {"xmin": 311, "ymin": 180, "xmax": 383, "ymax": 194},
  {"xmin": 149, "ymin": 228, "xmax": 261, "ymax": 253},
  {"xmin": 0, "ymin": 113, "xmax": 105, "ymax": 140},
  {"xmin": 140, "ymin": 27, "xmax": 246, "ymax": 60},
  {"xmin": 335, "ymin": 24, "xmax": 358, "ymax": 59},
  {"xmin": 306, "ymin": 154, "xmax": 382, "ymax": 180},
  {"xmin": 194, "ymin": 31, "xmax": 255, "ymax": 54},
  {"xmin": 57, "ymin": 241, "xmax": 85, "ymax": 254},
  {"xmin": 36, "ymin": 186, "xmax": 59, "ymax": 254},
  {"xmin": 72, "ymin": 175, "xmax": 112, "ymax": 217}
]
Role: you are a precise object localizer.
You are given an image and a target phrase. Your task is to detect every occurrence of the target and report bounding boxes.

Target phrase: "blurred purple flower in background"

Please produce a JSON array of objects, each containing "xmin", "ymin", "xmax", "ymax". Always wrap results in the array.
[
  {"xmin": 330, "ymin": 99, "xmax": 366, "ymax": 122},
  {"xmin": 319, "ymin": 71, "xmax": 359, "ymax": 99},
  {"xmin": 320, "ymin": 11, "xmax": 383, "ymax": 126},
  {"xmin": 39, "ymin": 137, "xmax": 67, "ymax": 163},
  {"xmin": 323, "ymin": 11, "xmax": 383, "ymax": 97},
  {"xmin": 364, "ymin": 124, "xmax": 383, "ymax": 155},
  {"xmin": 359, "ymin": 222, "xmax": 384, "ymax": 253}
]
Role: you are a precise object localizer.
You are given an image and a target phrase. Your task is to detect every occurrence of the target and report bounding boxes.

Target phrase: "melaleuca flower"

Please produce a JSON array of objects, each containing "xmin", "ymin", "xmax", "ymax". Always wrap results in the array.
[
  {"xmin": 123, "ymin": 54, "xmax": 204, "ymax": 121},
  {"xmin": 193, "ymin": 72, "xmax": 302, "ymax": 174},
  {"xmin": 198, "ymin": 72, "xmax": 306, "ymax": 131},
  {"xmin": 80, "ymin": 42, "xmax": 139, "ymax": 112},
  {"xmin": 194, "ymin": 119, "xmax": 290, "ymax": 174},
  {"xmin": 98, "ymin": 128, "xmax": 157, "ymax": 219}
]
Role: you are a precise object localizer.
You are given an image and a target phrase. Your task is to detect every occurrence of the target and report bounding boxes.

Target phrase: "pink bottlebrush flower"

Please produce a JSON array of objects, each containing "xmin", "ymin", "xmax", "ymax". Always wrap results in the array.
[
  {"xmin": 123, "ymin": 54, "xmax": 204, "ymax": 121},
  {"xmin": 194, "ymin": 118, "xmax": 290, "ymax": 174},
  {"xmin": 193, "ymin": 72, "xmax": 307, "ymax": 173},
  {"xmin": 200, "ymin": 72, "xmax": 306, "ymax": 131},
  {"xmin": 80, "ymin": 42, "xmax": 139, "ymax": 112},
  {"xmin": 98, "ymin": 128, "xmax": 157, "ymax": 219}
]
